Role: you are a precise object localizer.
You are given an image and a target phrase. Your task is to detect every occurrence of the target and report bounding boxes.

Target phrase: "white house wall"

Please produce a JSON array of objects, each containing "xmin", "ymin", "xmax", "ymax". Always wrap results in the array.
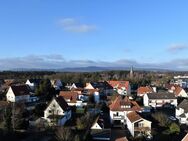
[
  {"xmin": 6, "ymin": 88, "xmax": 15, "ymax": 102},
  {"xmin": 6, "ymin": 87, "xmax": 30, "ymax": 103},
  {"xmin": 91, "ymin": 122, "xmax": 102, "ymax": 130},
  {"xmin": 25, "ymin": 80, "xmax": 35, "ymax": 91},
  {"xmin": 144, "ymin": 94, "xmax": 177, "ymax": 107},
  {"xmin": 44, "ymin": 99, "xmax": 64, "ymax": 119},
  {"xmin": 85, "ymin": 84, "xmax": 95, "ymax": 89},
  {"xmin": 127, "ymin": 118, "xmax": 134, "ymax": 137},
  {"xmin": 143, "ymin": 94, "xmax": 149, "ymax": 106},
  {"xmin": 179, "ymin": 89, "xmax": 188, "ymax": 97}
]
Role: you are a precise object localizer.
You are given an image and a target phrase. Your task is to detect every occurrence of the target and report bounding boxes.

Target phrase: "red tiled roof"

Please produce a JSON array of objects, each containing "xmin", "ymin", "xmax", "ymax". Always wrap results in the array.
[
  {"xmin": 182, "ymin": 133, "xmax": 188, "ymax": 141},
  {"xmin": 174, "ymin": 86, "xmax": 183, "ymax": 96},
  {"xmin": 109, "ymin": 96, "xmax": 141, "ymax": 111},
  {"xmin": 59, "ymin": 91, "xmax": 78, "ymax": 103},
  {"xmin": 127, "ymin": 111, "xmax": 142, "ymax": 123},
  {"xmin": 107, "ymin": 81, "xmax": 129, "ymax": 90},
  {"xmin": 137, "ymin": 86, "xmax": 153, "ymax": 95},
  {"xmin": 115, "ymin": 137, "xmax": 128, "ymax": 141},
  {"xmin": 166, "ymin": 84, "xmax": 184, "ymax": 96}
]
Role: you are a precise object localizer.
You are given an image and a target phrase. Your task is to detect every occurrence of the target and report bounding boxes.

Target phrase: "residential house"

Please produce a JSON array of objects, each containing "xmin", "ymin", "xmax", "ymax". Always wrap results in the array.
[
  {"xmin": 71, "ymin": 88, "xmax": 84, "ymax": 95},
  {"xmin": 82, "ymin": 89, "xmax": 100, "ymax": 103},
  {"xmin": 51, "ymin": 79, "xmax": 63, "ymax": 91},
  {"xmin": 85, "ymin": 81, "xmax": 113, "ymax": 95},
  {"xmin": 143, "ymin": 92, "xmax": 177, "ymax": 108},
  {"xmin": 25, "ymin": 79, "xmax": 41, "ymax": 91},
  {"xmin": 91, "ymin": 116, "xmax": 105, "ymax": 130},
  {"xmin": 4, "ymin": 79, "xmax": 16, "ymax": 86},
  {"xmin": 173, "ymin": 75, "xmax": 188, "ymax": 88},
  {"xmin": 59, "ymin": 91, "xmax": 87, "ymax": 107},
  {"xmin": 109, "ymin": 96, "xmax": 142, "ymax": 126},
  {"xmin": 127, "ymin": 111, "xmax": 151, "ymax": 137},
  {"xmin": 70, "ymin": 83, "xmax": 84, "ymax": 94},
  {"xmin": 176, "ymin": 99, "xmax": 188, "ymax": 124},
  {"xmin": 70, "ymin": 83, "xmax": 84, "ymax": 90},
  {"xmin": 91, "ymin": 115, "xmax": 111, "ymax": 141},
  {"xmin": 137, "ymin": 86, "xmax": 153, "ymax": 97},
  {"xmin": 44, "ymin": 96, "xmax": 71, "ymax": 126},
  {"xmin": 108, "ymin": 81, "xmax": 131, "ymax": 95},
  {"xmin": 167, "ymin": 85, "xmax": 188, "ymax": 97},
  {"xmin": 6, "ymin": 85, "xmax": 30, "ymax": 102}
]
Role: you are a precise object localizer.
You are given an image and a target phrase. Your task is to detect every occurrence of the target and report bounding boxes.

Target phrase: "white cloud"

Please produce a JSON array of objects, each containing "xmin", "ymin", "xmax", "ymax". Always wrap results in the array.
[
  {"xmin": 59, "ymin": 18, "xmax": 76, "ymax": 26},
  {"xmin": 167, "ymin": 44, "xmax": 188, "ymax": 52},
  {"xmin": 58, "ymin": 18, "xmax": 97, "ymax": 33}
]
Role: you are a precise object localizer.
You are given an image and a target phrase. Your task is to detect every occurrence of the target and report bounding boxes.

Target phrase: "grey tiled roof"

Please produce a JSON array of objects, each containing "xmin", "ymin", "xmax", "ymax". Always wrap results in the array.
[{"xmin": 147, "ymin": 92, "xmax": 176, "ymax": 99}]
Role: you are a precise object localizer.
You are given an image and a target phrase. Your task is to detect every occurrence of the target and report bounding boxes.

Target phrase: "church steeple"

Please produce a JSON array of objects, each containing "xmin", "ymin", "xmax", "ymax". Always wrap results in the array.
[{"xmin": 130, "ymin": 66, "xmax": 133, "ymax": 78}]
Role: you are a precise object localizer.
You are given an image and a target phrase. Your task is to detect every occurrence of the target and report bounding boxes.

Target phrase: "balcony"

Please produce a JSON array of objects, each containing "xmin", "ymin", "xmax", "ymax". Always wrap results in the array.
[
  {"xmin": 113, "ymin": 115, "xmax": 124, "ymax": 120},
  {"xmin": 134, "ymin": 127, "xmax": 150, "ymax": 132}
]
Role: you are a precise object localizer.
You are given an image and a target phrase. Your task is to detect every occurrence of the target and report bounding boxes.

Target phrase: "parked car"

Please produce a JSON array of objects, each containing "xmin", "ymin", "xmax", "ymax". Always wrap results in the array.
[{"xmin": 169, "ymin": 116, "xmax": 177, "ymax": 121}]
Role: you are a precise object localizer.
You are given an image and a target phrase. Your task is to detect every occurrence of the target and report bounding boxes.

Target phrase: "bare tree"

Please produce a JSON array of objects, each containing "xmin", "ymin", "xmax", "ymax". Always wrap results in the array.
[{"xmin": 55, "ymin": 127, "xmax": 73, "ymax": 141}]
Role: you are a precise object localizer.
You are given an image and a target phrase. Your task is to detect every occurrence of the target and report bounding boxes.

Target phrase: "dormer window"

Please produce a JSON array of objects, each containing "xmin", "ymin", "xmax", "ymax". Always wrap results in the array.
[
  {"xmin": 121, "ymin": 105, "xmax": 126, "ymax": 108},
  {"xmin": 125, "ymin": 105, "xmax": 131, "ymax": 108}
]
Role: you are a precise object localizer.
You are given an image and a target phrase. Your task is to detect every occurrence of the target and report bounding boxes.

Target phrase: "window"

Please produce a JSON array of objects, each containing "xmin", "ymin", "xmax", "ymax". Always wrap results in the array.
[{"xmin": 138, "ymin": 122, "xmax": 144, "ymax": 127}]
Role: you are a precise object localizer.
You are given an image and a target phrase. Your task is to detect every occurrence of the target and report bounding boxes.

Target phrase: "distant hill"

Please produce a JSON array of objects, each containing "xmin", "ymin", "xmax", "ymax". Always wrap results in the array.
[
  {"xmin": 59, "ymin": 66, "xmax": 173, "ymax": 72},
  {"xmin": 8, "ymin": 66, "xmax": 173, "ymax": 72}
]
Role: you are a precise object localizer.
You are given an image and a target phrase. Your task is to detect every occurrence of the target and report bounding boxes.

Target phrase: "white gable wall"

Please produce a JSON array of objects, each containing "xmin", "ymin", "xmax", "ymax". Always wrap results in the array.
[
  {"xmin": 70, "ymin": 83, "xmax": 77, "ymax": 90},
  {"xmin": 6, "ymin": 87, "xmax": 30, "ymax": 103},
  {"xmin": 44, "ymin": 99, "xmax": 64, "ymax": 119},
  {"xmin": 26, "ymin": 80, "xmax": 35, "ymax": 91},
  {"xmin": 176, "ymin": 107, "xmax": 188, "ymax": 124},
  {"xmin": 85, "ymin": 83, "xmax": 95, "ymax": 89},
  {"xmin": 127, "ymin": 118, "xmax": 151, "ymax": 137},
  {"xmin": 179, "ymin": 89, "xmax": 188, "ymax": 97},
  {"xmin": 6, "ymin": 87, "xmax": 15, "ymax": 102},
  {"xmin": 91, "ymin": 122, "xmax": 102, "ymax": 130}
]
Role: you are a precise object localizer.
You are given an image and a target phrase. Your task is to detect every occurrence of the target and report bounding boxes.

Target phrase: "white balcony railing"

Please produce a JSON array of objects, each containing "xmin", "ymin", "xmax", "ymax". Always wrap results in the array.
[{"xmin": 113, "ymin": 115, "xmax": 124, "ymax": 120}]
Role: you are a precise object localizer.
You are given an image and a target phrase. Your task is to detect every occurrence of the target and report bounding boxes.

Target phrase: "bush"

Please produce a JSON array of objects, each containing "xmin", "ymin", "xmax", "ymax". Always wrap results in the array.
[
  {"xmin": 169, "ymin": 123, "xmax": 180, "ymax": 134},
  {"xmin": 152, "ymin": 112, "xmax": 170, "ymax": 127}
]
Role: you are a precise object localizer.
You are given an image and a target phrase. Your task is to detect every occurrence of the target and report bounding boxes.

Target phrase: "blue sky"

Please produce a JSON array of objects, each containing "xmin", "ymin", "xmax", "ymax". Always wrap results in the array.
[{"xmin": 0, "ymin": 0, "xmax": 188, "ymax": 70}]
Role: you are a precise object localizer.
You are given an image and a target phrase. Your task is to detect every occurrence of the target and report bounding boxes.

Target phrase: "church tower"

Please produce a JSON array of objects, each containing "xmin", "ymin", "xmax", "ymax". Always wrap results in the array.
[{"xmin": 130, "ymin": 66, "xmax": 133, "ymax": 78}]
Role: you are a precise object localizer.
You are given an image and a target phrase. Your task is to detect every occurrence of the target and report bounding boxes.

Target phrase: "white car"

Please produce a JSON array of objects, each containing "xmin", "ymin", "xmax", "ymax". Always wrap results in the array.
[{"xmin": 169, "ymin": 116, "xmax": 177, "ymax": 121}]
